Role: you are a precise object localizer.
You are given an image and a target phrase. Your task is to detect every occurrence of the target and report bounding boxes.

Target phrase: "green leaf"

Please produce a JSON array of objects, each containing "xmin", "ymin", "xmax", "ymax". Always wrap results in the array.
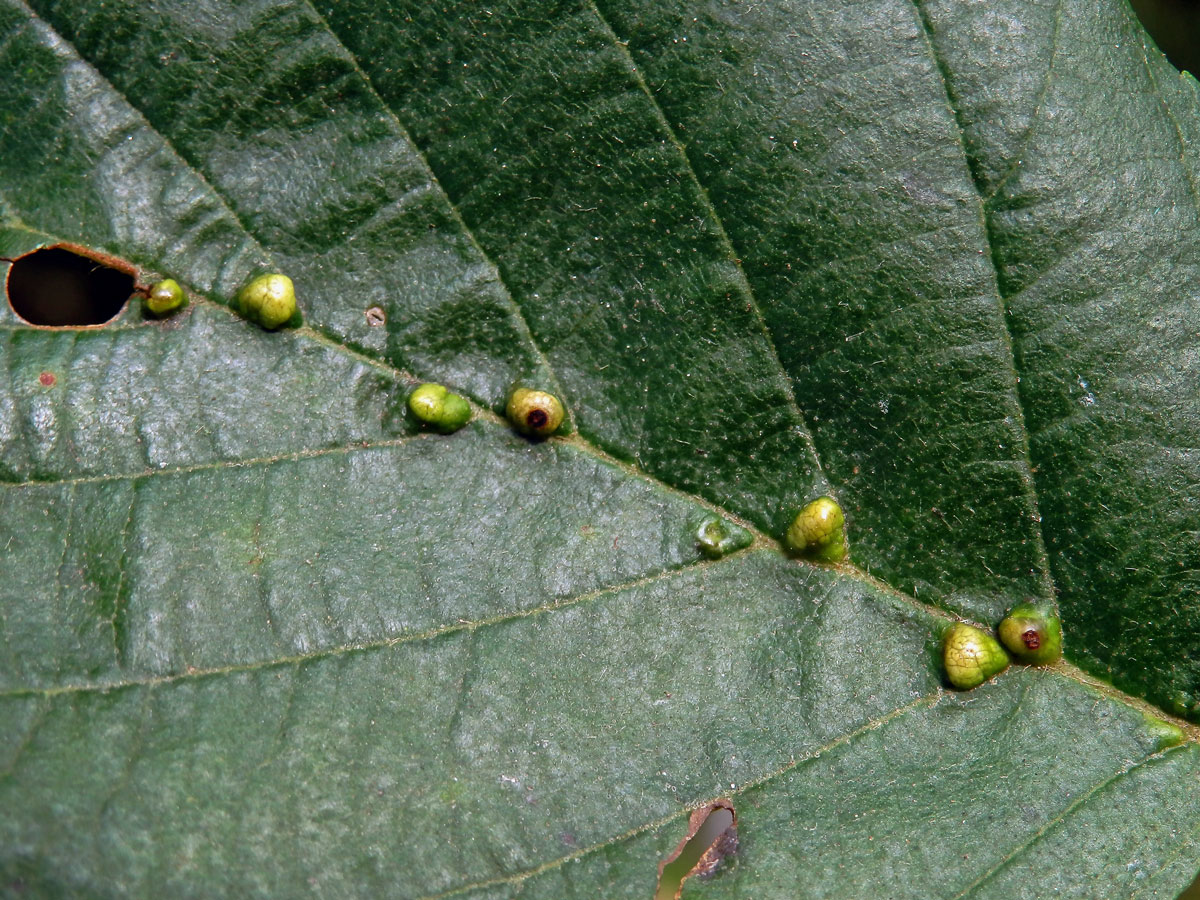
[{"xmin": 2, "ymin": 0, "xmax": 1199, "ymax": 897}]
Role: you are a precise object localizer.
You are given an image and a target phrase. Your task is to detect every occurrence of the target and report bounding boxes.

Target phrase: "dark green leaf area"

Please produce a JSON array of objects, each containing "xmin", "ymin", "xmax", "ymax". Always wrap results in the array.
[
  {"xmin": 6, "ymin": 0, "xmax": 548, "ymax": 407},
  {"xmin": 916, "ymin": 0, "xmax": 1200, "ymax": 718},
  {"xmin": 0, "ymin": 425, "xmax": 730, "ymax": 691},
  {"xmin": 2, "ymin": 0, "xmax": 1200, "ymax": 896},
  {"xmin": 0, "ymin": 552, "xmax": 941, "ymax": 899},
  {"xmin": 598, "ymin": 0, "xmax": 1051, "ymax": 623},
  {"xmin": 0, "ymin": 12, "xmax": 268, "ymax": 308},
  {"xmin": 0, "ymin": 303, "xmax": 400, "ymax": 483},
  {"xmin": 311, "ymin": 0, "xmax": 829, "ymax": 538}
]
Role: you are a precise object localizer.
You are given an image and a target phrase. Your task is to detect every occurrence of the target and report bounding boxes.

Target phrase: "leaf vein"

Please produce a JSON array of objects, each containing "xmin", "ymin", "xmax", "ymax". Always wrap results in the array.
[
  {"xmin": 0, "ymin": 698, "xmax": 48, "ymax": 782},
  {"xmin": 293, "ymin": 0, "xmax": 571, "ymax": 412},
  {"xmin": 15, "ymin": 0, "xmax": 270, "ymax": 277},
  {"xmin": 1134, "ymin": 16, "xmax": 1200, "ymax": 222},
  {"xmin": 983, "ymin": 0, "xmax": 1065, "ymax": 204},
  {"xmin": 950, "ymin": 747, "xmax": 1175, "ymax": 899},
  {"xmin": 0, "ymin": 431, "xmax": 435, "ymax": 489},
  {"xmin": 415, "ymin": 691, "xmax": 943, "ymax": 900},
  {"xmin": 908, "ymin": 0, "xmax": 1056, "ymax": 607},
  {"xmin": 0, "ymin": 551, "xmax": 743, "ymax": 700},
  {"xmin": 588, "ymin": 0, "xmax": 829, "ymax": 483}
]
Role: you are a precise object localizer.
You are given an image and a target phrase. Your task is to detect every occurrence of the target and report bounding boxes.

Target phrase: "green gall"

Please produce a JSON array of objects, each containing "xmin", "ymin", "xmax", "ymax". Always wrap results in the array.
[
  {"xmin": 237, "ymin": 273, "xmax": 296, "ymax": 330},
  {"xmin": 942, "ymin": 623, "xmax": 1010, "ymax": 690},
  {"xmin": 145, "ymin": 278, "xmax": 185, "ymax": 317},
  {"xmin": 784, "ymin": 496, "xmax": 847, "ymax": 562},
  {"xmin": 507, "ymin": 386, "xmax": 564, "ymax": 438},
  {"xmin": 407, "ymin": 382, "xmax": 472, "ymax": 433},
  {"xmin": 997, "ymin": 602, "xmax": 1062, "ymax": 665},
  {"xmin": 695, "ymin": 516, "xmax": 752, "ymax": 559},
  {"xmin": 1140, "ymin": 713, "xmax": 1185, "ymax": 752}
]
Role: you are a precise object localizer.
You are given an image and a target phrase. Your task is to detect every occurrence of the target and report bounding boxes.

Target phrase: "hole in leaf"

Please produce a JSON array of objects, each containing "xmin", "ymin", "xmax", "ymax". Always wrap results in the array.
[
  {"xmin": 655, "ymin": 800, "xmax": 737, "ymax": 900},
  {"xmin": 5, "ymin": 246, "xmax": 136, "ymax": 327},
  {"xmin": 1130, "ymin": 0, "xmax": 1200, "ymax": 74}
]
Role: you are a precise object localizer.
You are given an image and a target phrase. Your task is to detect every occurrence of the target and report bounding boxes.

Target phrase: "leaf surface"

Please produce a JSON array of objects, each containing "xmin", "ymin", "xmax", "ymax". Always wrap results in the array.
[{"xmin": 2, "ymin": 0, "xmax": 1200, "ymax": 897}]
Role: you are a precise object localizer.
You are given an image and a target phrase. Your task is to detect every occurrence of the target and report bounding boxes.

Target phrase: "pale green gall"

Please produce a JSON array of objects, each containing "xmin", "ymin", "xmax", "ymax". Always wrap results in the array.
[
  {"xmin": 943, "ymin": 623, "xmax": 1010, "ymax": 690},
  {"xmin": 408, "ymin": 383, "xmax": 472, "ymax": 433},
  {"xmin": 237, "ymin": 273, "xmax": 296, "ymax": 330},
  {"xmin": 145, "ymin": 278, "xmax": 185, "ymax": 317},
  {"xmin": 784, "ymin": 496, "xmax": 847, "ymax": 562}
]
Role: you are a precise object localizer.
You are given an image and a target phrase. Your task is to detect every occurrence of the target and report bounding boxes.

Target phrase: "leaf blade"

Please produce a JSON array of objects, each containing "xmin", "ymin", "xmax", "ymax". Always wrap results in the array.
[{"xmin": 2, "ymin": 0, "xmax": 1199, "ymax": 897}]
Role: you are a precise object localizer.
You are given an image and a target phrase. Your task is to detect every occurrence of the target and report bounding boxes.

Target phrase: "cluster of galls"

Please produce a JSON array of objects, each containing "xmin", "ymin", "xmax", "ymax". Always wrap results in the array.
[
  {"xmin": 942, "ymin": 602, "xmax": 1063, "ymax": 690},
  {"xmin": 140, "ymin": 267, "xmax": 1063, "ymax": 697},
  {"xmin": 704, "ymin": 490, "xmax": 1063, "ymax": 694},
  {"xmin": 141, "ymin": 271, "xmax": 298, "ymax": 330},
  {"xmin": 141, "ymin": 267, "xmax": 569, "ymax": 444},
  {"xmin": 405, "ymin": 381, "xmax": 567, "ymax": 441},
  {"xmin": 694, "ymin": 495, "xmax": 849, "ymax": 563}
]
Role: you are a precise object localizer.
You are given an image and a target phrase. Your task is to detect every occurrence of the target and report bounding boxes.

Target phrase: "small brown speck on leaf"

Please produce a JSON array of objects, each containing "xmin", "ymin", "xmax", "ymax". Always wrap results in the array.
[{"xmin": 365, "ymin": 306, "xmax": 386, "ymax": 326}]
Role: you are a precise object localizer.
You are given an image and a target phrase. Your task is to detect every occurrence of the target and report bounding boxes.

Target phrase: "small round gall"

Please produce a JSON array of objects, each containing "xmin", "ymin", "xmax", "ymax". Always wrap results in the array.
[
  {"xmin": 237, "ymin": 273, "xmax": 296, "ymax": 330},
  {"xmin": 145, "ymin": 278, "xmax": 185, "ymax": 317},
  {"xmin": 506, "ymin": 386, "xmax": 564, "ymax": 438},
  {"xmin": 407, "ymin": 382, "xmax": 472, "ymax": 433},
  {"xmin": 695, "ymin": 516, "xmax": 752, "ymax": 559},
  {"xmin": 784, "ymin": 496, "xmax": 847, "ymax": 563},
  {"xmin": 1141, "ymin": 713, "xmax": 1185, "ymax": 752},
  {"xmin": 942, "ymin": 623, "xmax": 1010, "ymax": 690},
  {"xmin": 997, "ymin": 602, "xmax": 1062, "ymax": 665}
]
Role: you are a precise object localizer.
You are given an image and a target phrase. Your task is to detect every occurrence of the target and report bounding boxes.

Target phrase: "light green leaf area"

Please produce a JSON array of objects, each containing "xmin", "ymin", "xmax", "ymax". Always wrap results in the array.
[{"xmin": 2, "ymin": 0, "xmax": 1200, "ymax": 897}]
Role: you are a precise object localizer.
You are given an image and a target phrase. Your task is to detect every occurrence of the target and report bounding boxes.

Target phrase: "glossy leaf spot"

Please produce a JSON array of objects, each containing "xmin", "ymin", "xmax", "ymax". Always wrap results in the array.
[
  {"xmin": 5, "ymin": 247, "xmax": 135, "ymax": 326},
  {"xmin": 656, "ymin": 800, "xmax": 738, "ymax": 900},
  {"xmin": 695, "ymin": 516, "xmax": 752, "ymax": 559}
]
